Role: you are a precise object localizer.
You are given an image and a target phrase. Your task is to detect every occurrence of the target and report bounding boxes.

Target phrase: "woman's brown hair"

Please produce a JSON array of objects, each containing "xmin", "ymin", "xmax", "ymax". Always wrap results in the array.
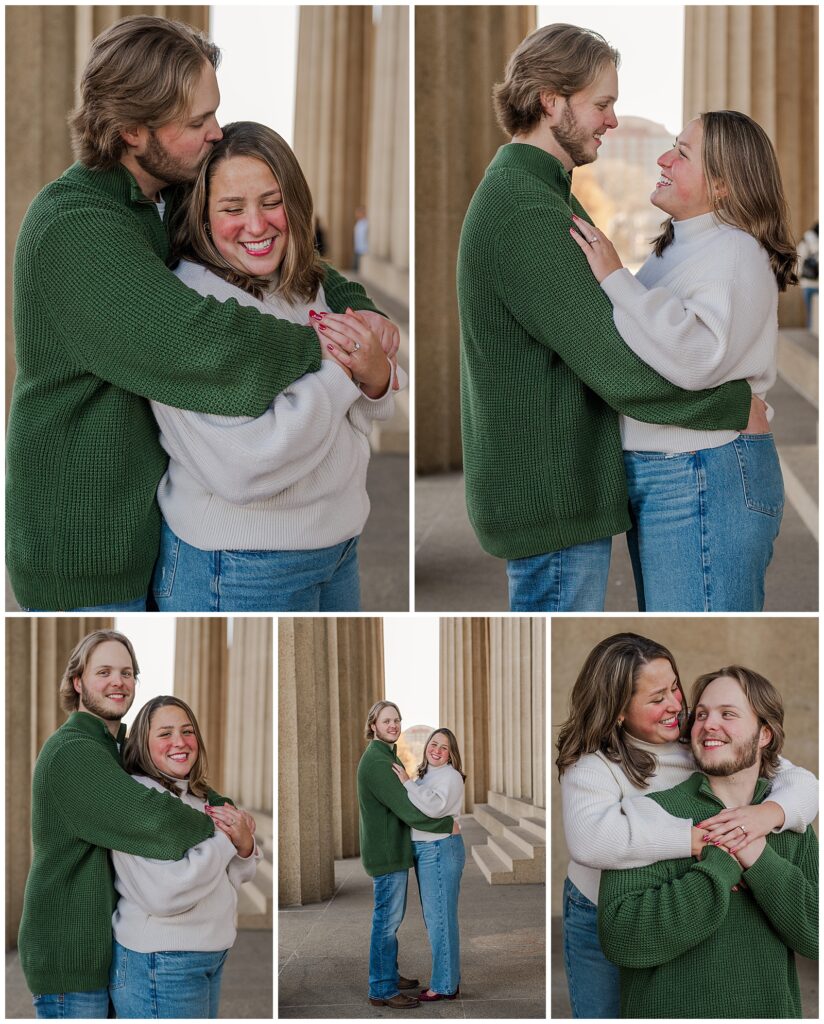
[
  {"xmin": 415, "ymin": 728, "xmax": 467, "ymax": 781},
  {"xmin": 652, "ymin": 111, "xmax": 798, "ymax": 291},
  {"xmin": 555, "ymin": 633, "xmax": 686, "ymax": 788},
  {"xmin": 171, "ymin": 121, "xmax": 324, "ymax": 303},
  {"xmin": 122, "ymin": 696, "xmax": 210, "ymax": 799}
]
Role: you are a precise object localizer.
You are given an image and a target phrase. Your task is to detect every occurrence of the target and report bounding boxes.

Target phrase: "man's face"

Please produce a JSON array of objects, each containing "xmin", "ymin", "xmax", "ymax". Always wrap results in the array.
[
  {"xmin": 134, "ymin": 61, "xmax": 222, "ymax": 187},
  {"xmin": 73, "ymin": 640, "xmax": 136, "ymax": 723},
  {"xmin": 691, "ymin": 676, "xmax": 769, "ymax": 777},
  {"xmin": 372, "ymin": 706, "xmax": 401, "ymax": 745},
  {"xmin": 548, "ymin": 61, "xmax": 618, "ymax": 168}
]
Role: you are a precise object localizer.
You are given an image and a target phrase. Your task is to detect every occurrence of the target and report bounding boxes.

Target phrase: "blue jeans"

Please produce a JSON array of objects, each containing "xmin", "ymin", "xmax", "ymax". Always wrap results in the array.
[
  {"xmin": 624, "ymin": 434, "xmax": 783, "ymax": 611},
  {"xmin": 32, "ymin": 988, "xmax": 111, "ymax": 1018},
  {"xmin": 562, "ymin": 877, "xmax": 620, "ymax": 1019},
  {"xmin": 152, "ymin": 519, "xmax": 361, "ymax": 611},
  {"xmin": 506, "ymin": 536, "xmax": 611, "ymax": 611},
  {"xmin": 368, "ymin": 869, "xmax": 408, "ymax": 1000},
  {"xmin": 413, "ymin": 835, "xmax": 465, "ymax": 995},
  {"xmin": 109, "ymin": 940, "xmax": 228, "ymax": 1018}
]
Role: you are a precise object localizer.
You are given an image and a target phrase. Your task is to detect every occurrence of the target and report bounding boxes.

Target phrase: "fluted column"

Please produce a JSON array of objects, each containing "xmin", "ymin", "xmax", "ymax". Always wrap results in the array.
[
  {"xmin": 439, "ymin": 618, "xmax": 490, "ymax": 811},
  {"xmin": 684, "ymin": 6, "xmax": 818, "ymax": 326},
  {"xmin": 173, "ymin": 619, "xmax": 228, "ymax": 790},
  {"xmin": 360, "ymin": 6, "xmax": 409, "ymax": 302},
  {"xmin": 294, "ymin": 7, "xmax": 371, "ymax": 270},
  {"xmin": 5, "ymin": 5, "xmax": 209, "ymax": 420},
  {"xmin": 415, "ymin": 6, "xmax": 536, "ymax": 473},
  {"xmin": 279, "ymin": 617, "xmax": 385, "ymax": 905},
  {"xmin": 223, "ymin": 619, "xmax": 273, "ymax": 813},
  {"xmin": 6, "ymin": 616, "xmax": 112, "ymax": 949}
]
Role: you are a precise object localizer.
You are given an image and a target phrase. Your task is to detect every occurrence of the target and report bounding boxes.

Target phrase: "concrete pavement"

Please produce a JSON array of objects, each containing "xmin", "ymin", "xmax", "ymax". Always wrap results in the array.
[
  {"xmin": 279, "ymin": 816, "xmax": 545, "ymax": 1019},
  {"xmin": 5, "ymin": 928, "xmax": 273, "ymax": 1019}
]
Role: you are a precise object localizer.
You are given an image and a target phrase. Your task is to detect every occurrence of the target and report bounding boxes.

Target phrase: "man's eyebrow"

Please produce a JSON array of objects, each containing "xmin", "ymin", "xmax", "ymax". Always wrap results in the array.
[{"xmin": 695, "ymin": 702, "xmax": 741, "ymax": 711}]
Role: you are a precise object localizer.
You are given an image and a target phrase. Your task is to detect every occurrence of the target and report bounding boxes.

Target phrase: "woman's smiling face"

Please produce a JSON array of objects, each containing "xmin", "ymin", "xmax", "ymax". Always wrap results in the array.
[
  {"xmin": 148, "ymin": 705, "xmax": 199, "ymax": 779},
  {"xmin": 651, "ymin": 117, "xmax": 714, "ymax": 221},
  {"xmin": 207, "ymin": 154, "xmax": 289, "ymax": 277},
  {"xmin": 621, "ymin": 658, "xmax": 684, "ymax": 744},
  {"xmin": 425, "ymin": 732, "xmax": 451, "ymax": 768}
]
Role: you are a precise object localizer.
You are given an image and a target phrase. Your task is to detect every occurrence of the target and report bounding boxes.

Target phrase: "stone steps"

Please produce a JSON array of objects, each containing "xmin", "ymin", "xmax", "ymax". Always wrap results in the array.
[
  {"xmin": 777, "ymin": 329, "xmax": 818, "ymax": 407},
  {"xmin": 773, "ymin": 329, "xmax": 818, "ymax": 540},
  {"xmin": 472, "ymin": 802, "xmax": 518, "ymax": 837},
  {"xmin": 471, "ymin": 793, "xmax": 545, "ymax": 885}
]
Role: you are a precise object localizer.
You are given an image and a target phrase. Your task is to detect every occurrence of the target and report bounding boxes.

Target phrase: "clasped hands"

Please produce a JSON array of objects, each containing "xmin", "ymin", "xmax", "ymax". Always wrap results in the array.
[
  {"xmin": 690, "ymin": 802, "xmax": 779, "ymax": 888},
  {"xmin": 311, "ymin": 307, "xmax": 400, "ymax": 398},
  {"xmin": 205, "ymin": 803, "xmax": 257, "ymax": 859}
]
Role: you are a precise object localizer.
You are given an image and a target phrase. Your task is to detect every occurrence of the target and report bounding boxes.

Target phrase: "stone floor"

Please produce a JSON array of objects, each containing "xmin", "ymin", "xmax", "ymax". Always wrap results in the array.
[
  {"xmin": 5, "ymin": 928, "xmax": 273, "ymax": 1019},
  {"xmin": 549, "ymin": 915, "xmax": 818, "ymax": 1019},
  {"xmin": 279, "ymin": 816, "xmax": 546, "ymax": 1019}
]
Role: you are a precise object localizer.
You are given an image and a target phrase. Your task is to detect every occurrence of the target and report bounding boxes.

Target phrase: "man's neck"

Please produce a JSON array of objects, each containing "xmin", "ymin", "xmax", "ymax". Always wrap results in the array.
[
  {"xmin": 118, "ymin": 154, "xmax": 168, "ymax": 203},
  {"xmin": 705, "ymin": 763, "xmax": 760, "ymax": 809},
  {"xmin": 78, "ymin": 706, "xmax": 122, "ymax": 738},
  {"xmin": 511, "ymin": 122, "xmax": 574, "ymax": 172}
]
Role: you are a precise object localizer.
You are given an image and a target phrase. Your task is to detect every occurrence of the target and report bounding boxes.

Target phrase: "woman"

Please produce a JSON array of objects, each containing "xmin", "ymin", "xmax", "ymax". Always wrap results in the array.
[
  {"xmin": 556, "ymin": 633, "xmax": 818, "ymax": 1019},
  {"xmin": 391, "ymin": 729, "xmax": 466, "ymax": 1001},
  {"xmin": 109, "ymin": 697, "xmax": 260, "ymax": 1018},
  {"xmin": 150, "ymin": 121, "xmax": 406, "ymax": 611},
  {"xmin": 571, "ymin": 111, "xmax": 795, "ymax": 610}
]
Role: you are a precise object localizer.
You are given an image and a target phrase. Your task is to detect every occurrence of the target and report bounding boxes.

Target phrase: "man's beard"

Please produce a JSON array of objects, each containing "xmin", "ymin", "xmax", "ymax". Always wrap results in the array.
[
  {"xmin": 692, "ymin": 729, "xmax": 762, "ymax": 777},
  {"xmin": 550, "ymin": 101, "xmax": 597, "ymax": 168},
  {"xmin": 78, "ymin": 682, "xmax": 134, "ymax": 722},
  {"xmin": 135, "ymin": 130, "xmax": 201, "ymax": 188},
  {"xmin": 373, "ymin": 723, "xmax": 400, "ymax": 744}
]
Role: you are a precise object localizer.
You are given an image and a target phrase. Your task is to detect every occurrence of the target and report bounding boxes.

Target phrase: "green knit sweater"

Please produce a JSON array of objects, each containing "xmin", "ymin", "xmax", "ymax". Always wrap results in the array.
[
  {"xmin": 7, "ymin": 161, "xmax": 380, "ymax": 610},
  {"xmin": 457, "ymin": 144, "xmax": 752, "ymax": 558},
  {"xmin": 357, "ymin": 740, "xmax": 454, "ymax": 876},
  {"xmin": 18, "ymin": 711, "xmax": 230, "ymax": 995},
  {"xmin": 598, "ymin": 772, "xmax": 818, "ymax": 1018}
]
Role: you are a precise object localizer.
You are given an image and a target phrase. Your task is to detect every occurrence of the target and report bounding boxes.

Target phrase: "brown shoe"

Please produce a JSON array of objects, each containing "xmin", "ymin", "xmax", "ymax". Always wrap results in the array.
[
  {"xmin": 398, "ymin": 976, "xmax": 420, "ymax": 990},
  {"xmin": 368, "ymin": 993, "xmax": 420, "ymax": 1009}
]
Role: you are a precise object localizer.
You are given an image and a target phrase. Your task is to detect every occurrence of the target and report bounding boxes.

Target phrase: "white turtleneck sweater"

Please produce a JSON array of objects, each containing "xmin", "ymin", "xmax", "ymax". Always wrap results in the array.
[
  {"xmin": 111, "ymin": 775, "xmax": 261, "ymax": 953},
  {"xmin": 403, "ymin": 764, "xmax": 465, "ymax": 842},
  {"xmin": 600, "ymin": 212, "xmax": 777, "ymax": 453},
  {"xmin": 561, "ymin": 738, "xmax": 818, "ymax": 905}
]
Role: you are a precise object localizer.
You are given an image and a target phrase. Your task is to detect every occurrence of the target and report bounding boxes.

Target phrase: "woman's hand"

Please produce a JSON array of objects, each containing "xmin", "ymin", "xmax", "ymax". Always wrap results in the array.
[
  {"xmin": 311, "ymin": 309, "xmax": 392, "ymax": 397},
  {"xmin": 391, "ymin": 763, "xmax": 410, "ymax": 784},
  {"xmin": 206, "ymin": 805, "xmax": 256, "ymax": 858},
  {"xmin": 742, "ymin": 394, "xmax": 770, "ymax": 434},
  {"xmin": 569, "ymin": 214, "xmax": 624, "ymax": 283},
  {"xmin": 351, "ymin": 310, "xmax": 401, "ymax": 391},
  {"xmin": 696, "ymin": 800, "xmax": 784, "ymax": 855}
]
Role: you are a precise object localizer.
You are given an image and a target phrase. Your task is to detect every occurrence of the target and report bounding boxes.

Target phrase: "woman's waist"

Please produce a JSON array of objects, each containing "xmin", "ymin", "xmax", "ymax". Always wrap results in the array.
[
  {"xmin": 620, "ymin": 418, "xmax": 740, "ymax": 453},
  {"xmin": 412, "ymin": 831, "xmax": 465, "ymax": 846}
]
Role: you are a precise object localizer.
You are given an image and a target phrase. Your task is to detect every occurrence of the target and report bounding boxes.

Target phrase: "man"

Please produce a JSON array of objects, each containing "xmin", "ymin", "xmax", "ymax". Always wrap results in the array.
[
  {"xmin": 598, "ymin": 667, "xmax": 818, "ymax": 1018},
  {"xmin": 7, "ymin": 15, "xmax": 396, "ymax": 612},
  {"xmin": 357, "ymin": 700, "xmax": 455, "ymax": 1009},
  {"xmin": 17, "ymin": 629, "xmax": 228, "ymax": 1018},
  {"xmin": 457, "ymin": 23, "xmax": 755, "ymax": 612}
]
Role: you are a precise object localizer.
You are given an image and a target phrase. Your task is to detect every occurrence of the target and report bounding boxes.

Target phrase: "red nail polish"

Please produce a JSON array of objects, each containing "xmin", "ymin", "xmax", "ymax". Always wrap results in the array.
[
  {"xmin": 326, "ymin": 344, "xmax": 335, "ymax": 352},
  {"xmin": 309, "ymin": 309, "xmax": 321, "ymax": 320},
  {"xmin": 319, "ymin": 324, "xmax": 327, "ymax": 331}
]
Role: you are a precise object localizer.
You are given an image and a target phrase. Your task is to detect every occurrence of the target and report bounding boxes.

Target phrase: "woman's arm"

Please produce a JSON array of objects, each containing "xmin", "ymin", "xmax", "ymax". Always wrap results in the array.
[
  {"xmin": 398, "ymin": 771, "xmax": 464, "ymax": 819},
  {"xmin": 151, "ymin": 361, "xmax": 362, "ymax": 503},
  {"xmin": 561, "ymin": 759, "xmax": 693, "ymax": 870}
]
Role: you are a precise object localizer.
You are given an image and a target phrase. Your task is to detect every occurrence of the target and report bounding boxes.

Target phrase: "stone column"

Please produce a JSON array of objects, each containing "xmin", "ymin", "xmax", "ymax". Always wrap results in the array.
[
  {"xmin": 294, "ymin": 7, "xmax": 371, "ymax": 270},
  {"xmin": 415, "ymin": 6, "xmax": 536, "ymax": 473},
  {"xmin": 173, "ymin": 619, "xmax": 228, "ymax": 790},
  {"xmin": 5, "ymin": 5, "xmax": 209, "ymax": 419},
  {"xmin": 439, "ymin": 618, "xmax": 490, "ymax": 811},
  {"xmin": 6, "ymin": 616, "xmax": 112, "ymax": 949},
  {"xmin": 278, "ymin": 617, "xmax": 385, "ymax": 905},
  {"xmin": 224, "ymin": 618, "xmax": 273, "ymax": 814},
  {"xmin": 683, "ymin": 5, "xmax": 818, "ymax": 326},
  {"xmin": 359, "ymin": 6, "xmax": 409, "ymax": 303}
]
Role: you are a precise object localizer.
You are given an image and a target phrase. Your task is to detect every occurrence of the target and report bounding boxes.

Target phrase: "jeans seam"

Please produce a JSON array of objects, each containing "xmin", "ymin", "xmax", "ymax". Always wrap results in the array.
[{"xmin": 696, "ymin": 454, "xmax": 712, "ymax": 611}]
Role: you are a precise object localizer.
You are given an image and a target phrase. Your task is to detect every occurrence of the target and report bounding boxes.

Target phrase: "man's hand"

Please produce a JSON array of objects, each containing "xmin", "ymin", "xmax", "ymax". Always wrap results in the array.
[
  {"xmin": 731, "ymin": 834, "xmax": 767, "ymax": 870},
  {"xmin": 743, "ymin": 395, "xmax": 770, "ymax": 434},
  {"xmin": 690, "ymin": 825, "xmax": 708, "ymax": 857}
]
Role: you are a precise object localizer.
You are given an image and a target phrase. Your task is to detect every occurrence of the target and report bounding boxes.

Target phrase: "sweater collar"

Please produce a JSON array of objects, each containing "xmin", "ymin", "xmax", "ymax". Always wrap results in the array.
[
  {"xmin": 671, "ymin": 210, "xmax": 720, "ymax": 244},
  {"xmin": 66, "ymin": 710, "xmax": 126, "ymax": 746},
  {"xmin": 64, "ymin": 161, "xmax": 172, "ymax": 210},
  {"xmin": 688, "ymin": 770, "xmax": 771, "ymax": 808},
  {"xmin": 490, "ymin": 143, "xmax": 573, "ymax": 200},
  {"xmin": 370, "ymin": 738, "xmax": 398, "ymax": 757}
]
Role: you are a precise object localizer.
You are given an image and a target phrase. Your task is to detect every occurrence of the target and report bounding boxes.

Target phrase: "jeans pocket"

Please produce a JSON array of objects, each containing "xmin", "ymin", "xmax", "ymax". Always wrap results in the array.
[
  {"xmin": 733, "ymin": 435, "xmax": 784, "ymax": 516},
  {"xmin": 109, "ymin": 942, "xmax": 127, "ymax": 991},
  {"xmin": 152, "ymin": 523, "xmax": 180, "ymax": 599}
]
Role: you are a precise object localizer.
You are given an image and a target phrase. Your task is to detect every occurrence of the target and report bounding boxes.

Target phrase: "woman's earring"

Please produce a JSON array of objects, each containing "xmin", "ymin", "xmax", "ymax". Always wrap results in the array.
[{"xmin": 617, "ymin": 718, "xmax": 624, "ymax": 729}]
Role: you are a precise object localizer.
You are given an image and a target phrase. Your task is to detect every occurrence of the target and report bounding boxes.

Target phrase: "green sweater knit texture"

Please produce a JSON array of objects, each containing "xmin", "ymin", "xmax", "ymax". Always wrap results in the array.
[
  {"xmin": 357, "ymin": 740, "xmax": 454, "ymax": 877},
  {"xmin": 598, "ymin": 772, "xmax": 818, "ymax": 1019},
  {"xmin": 17, "ymin": 711, "xmax": 228, "ymax": 995},
  {"xmin": 457, "ymin": 143, "xmax": 752, "ymax": 559},
  {"xmin": 7, "ymin": 161, "xmax": 380, "ymax": 610}
]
